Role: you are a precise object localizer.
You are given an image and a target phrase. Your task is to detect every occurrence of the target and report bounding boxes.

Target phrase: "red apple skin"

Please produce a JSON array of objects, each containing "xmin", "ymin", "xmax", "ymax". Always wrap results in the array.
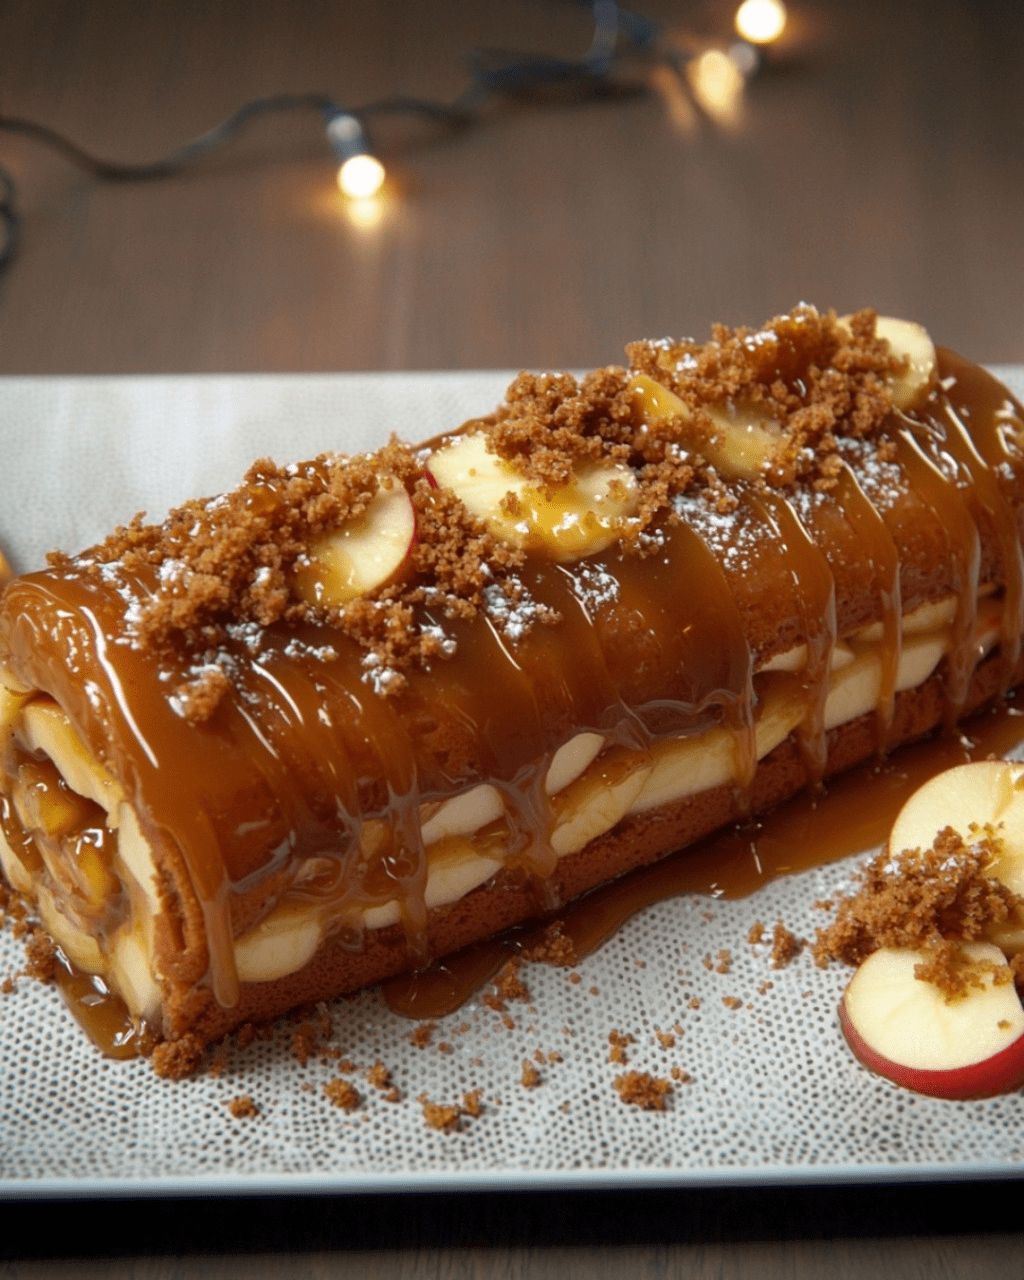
[{"xmin": 838, "ymin": 998, "xmax": 1024, "ymax": 1100}]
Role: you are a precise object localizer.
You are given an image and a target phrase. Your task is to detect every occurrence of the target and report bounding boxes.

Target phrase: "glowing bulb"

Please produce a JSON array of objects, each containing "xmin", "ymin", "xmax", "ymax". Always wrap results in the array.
[
  {"xmin": 337, "ymin": 153, "xmax": 386, "ymax": 199},
  {"xmin": 734, "ymin": 0, "xmax": 787, "ymax": 44},
  {"xmin": 326, "ymin": 112, "xmax": 386, "ymax": 199}
]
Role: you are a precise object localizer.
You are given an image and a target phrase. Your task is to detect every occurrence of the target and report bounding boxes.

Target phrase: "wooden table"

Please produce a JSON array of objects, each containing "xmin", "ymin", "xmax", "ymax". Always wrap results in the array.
[
  {"xmin": 2, "ymin": 1183, "xmax": 1024, "ymax": 1276},
  {"xmin": 3, "ymin": 0, "xmax": 1024, "ymax": 377},
  {"xmin": 2, "ymin": 1, "xmax": 1024, "ymax": 1275}
]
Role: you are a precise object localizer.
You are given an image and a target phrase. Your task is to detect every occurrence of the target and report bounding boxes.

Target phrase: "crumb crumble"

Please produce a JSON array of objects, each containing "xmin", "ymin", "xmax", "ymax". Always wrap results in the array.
[
  {"xmin": 814, "ymin": 826, "xmax": 1022, "ymax": 999},
  {"xmin": 323, "ymin": 1078, "xmax": 362, "ymax": 1111},
  {"xmin": 520, "ymin": 1059, "xmax": 542, "ymax": 1088},
  {"xmin": 291, "ymin": 1022, "xmax": 318, "ymax": 1067},
  {"xmin": 613, "ymin": 1071, "xmax": 674, "ymax": 1111},
  {"xmin": 417, "ymin": 1092, "xmax": 469, "ymax": 1132},
  {"xmin": 53, "ymin": 307, "xmax": 907, "ymax": 715},
  {"xmin": 627, "ymin": 306, "xmax": 903, "ymax": 490},
  {"xmin": 608, "ymin": 1030, "xmax": 636, "ymax": 1064},
  {"xmin": 366, "ymin": 1059, "xmax": 393, "ymax": 1091},
  {"xmin": 150, "ymin": 1033, "xmax": 204, "ymax": 1080},
  {"xmin": 410, "ymin": 1021, "xmax": 436, "ymax": 1048},
  {"xmin": 20, "ymin": 930, "xmax": 57, "ymax": 983},
  {"xmin": 483, "ymin": 958, "xmax": 531, "ymax": 1011},
  {"xmin": 226, "ymin": 1094, "xmax": 260, "ymax": 1119},
  {"xmin": 523, "ymin": 921, "xmax": 579, "ymax": 967},
  {"xmin": 769, "ymin": 921, "xmax": 804, "ymax": 969}
]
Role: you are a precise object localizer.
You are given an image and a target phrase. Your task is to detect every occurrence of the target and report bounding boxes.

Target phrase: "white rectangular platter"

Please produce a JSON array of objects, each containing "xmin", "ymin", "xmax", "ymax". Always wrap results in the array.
[{"xmin": 1, "ymin": 367, "xmax": 1023, "ymax": 1197}]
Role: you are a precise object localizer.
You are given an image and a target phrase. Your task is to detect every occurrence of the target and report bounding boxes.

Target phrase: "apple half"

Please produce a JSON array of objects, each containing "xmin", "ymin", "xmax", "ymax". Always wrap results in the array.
[
  {"xmin": 425, "ymin": 432, "xmax": 639, "ymax": 561},
  {"xmin": 839, "ymin": 942, "xmax": 1024, "ymax": 1100},
  {"xmin": 887, "ymin": 760, "xmax": 1024, "ymax": 954},
  {"xmin": 293, "ymin": 478, "xmax": 416, "ymax": 608}
]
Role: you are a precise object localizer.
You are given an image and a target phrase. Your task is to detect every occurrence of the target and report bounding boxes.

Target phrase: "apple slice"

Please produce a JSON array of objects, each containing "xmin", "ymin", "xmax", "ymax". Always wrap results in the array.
[
  {"xmin": 628, "ymin": 373, "xmax": 787, "ymax": 482},
  {"xmin": 887, "ymin": 759, "xmax": 1024, "ymax": 954},
  {"xmin": 874, "ymin": 316, "xmax": 937, "ymax": 412},
  {"xmin": 425, "ymin": 432, "xmax": 638, "ymax": 561},
  {"xmin": 420, "ymin": 784, "xmax": 505, "ymax": 846},
  {"xmin": 234, "ymin": 900, "xmax": 323, "ymax": 984},
  {"xmin": 21, "ymin": 699, "xmax": 124, "ymax": 821},
  {"xmin": 839, "ymin": 942, "xmax": 1024, "ymax": 1099},
  {"xmin": 549, "ymin": 747, "xmax": 653, "ymax": 856},
  {"xmin": 837, "ymin": 315, "xmax": 937, "ymax": 412},
  {"xmin": 889, "ymin": 761, "xmax": 1024, "ymax": 882},
  {"xmin": 293, "ymin": 478, "xmax": 416, "ymax": 607},
  {"xmin": 545, "ymin": 732, "xmax": 606, "ymax": 797}
]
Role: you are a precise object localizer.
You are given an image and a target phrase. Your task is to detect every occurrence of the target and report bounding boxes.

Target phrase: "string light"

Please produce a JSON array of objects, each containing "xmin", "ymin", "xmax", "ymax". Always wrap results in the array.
[
  {"xmin": 326, "ymin": 113, "xmax": 386, "ymax": 199},
  {"xmin": 338, "ymin": 155, "xmax": 386, "ymax": 199},
  {"xmin": 0, "ymin": 2, "xmax": 808, "ymax": 276},
  {"xmin": 734, "ymin": 0, "xmax": 788, "ymax": 45}
]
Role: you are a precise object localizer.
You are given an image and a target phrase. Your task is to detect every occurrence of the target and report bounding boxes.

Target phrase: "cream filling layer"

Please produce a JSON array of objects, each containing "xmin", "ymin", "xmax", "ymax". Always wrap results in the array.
[{"xmin": 0, "ymin": 593, "xmax": 1001, "ymax": 1002}]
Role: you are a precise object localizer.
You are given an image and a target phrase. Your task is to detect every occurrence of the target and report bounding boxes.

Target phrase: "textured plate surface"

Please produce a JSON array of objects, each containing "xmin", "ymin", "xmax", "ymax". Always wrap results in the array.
[{"xmin": 1, "ymin": 368, "xmax": 1023, "ymax": 1197}]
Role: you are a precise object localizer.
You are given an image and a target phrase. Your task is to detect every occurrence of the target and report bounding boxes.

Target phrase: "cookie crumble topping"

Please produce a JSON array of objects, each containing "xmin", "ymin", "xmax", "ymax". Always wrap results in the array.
[
  {"xmin": 52, "ymin": 307, "xmax": 907, "ymax": 718},
  {"xmin": 814, "ymin": 826, "xmax": 1023, "ymax": 1000}
]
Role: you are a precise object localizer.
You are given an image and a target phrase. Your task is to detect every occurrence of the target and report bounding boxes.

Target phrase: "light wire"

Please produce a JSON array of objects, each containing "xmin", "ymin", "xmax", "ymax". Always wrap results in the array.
[{"xmin": 0, "ymin": 2, "xmax": 677, "ymax": 277}]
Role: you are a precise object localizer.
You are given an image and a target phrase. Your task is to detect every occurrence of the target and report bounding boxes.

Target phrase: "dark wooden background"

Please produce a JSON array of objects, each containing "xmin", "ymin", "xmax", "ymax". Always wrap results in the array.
[
  {"xmin": 2, "ymin": 0, "xmax": 1024, "ymax": 1275},
  {"xmin": 2, "ymin": 0, "xmax": 1023, "ymax": 378}
]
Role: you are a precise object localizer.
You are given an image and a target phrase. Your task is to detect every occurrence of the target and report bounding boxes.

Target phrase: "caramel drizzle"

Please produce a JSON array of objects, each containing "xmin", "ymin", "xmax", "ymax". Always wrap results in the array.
[
  {"xmin": 935, "ymin": 349, "xmax": 1024, "ymax": 689},
  {"xmin": 748, "ymin": 488, "xmax": 836, "ymax": 779},
  {"xmin": 893, "ymin": 427, "xmax": 980, "ymax": 722},
  {"xmin": 252, "ymin": 637, "xmax": 429, "ymax": 959},
  {"xmin": 833, "ymin": 463, "xmax": 903, "ymax": 749},
  {"xmin": 641, "ymin": 520, "xmax": 756, "ymax": 790}
]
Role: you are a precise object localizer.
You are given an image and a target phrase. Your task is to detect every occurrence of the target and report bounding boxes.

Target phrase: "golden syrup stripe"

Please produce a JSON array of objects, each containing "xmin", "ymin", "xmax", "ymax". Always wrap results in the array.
[
  {"xmin": 748, "ymin": 488, "xmax": 836, "ymax": 779},
  {"xmin": 894, "ymin": 427, "xmax": 981, "ymax": 723},
  {"xmin": 834, "ymin": 463, "xmax": 902, "ymax": 750},
  {"xmin": 300, "ymin": 650, "xmax": 430, "ymax": 953},
  {"xmin": 936, "ymin": 349, "xmax": 1024, "ymax": 688},
  {"xmin": 662, "ymin": 519, "xmax": 756, "ymax": 790},
  {"xmin": 934, "ymin": 407, "xmax": 1023, "ymax": 690}
]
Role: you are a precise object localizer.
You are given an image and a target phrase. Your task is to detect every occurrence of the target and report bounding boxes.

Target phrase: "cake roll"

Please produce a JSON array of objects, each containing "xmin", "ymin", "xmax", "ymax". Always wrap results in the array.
[{"xmin": 2, "ymin": 305, "xmax": 1024, "ymax": 1067}]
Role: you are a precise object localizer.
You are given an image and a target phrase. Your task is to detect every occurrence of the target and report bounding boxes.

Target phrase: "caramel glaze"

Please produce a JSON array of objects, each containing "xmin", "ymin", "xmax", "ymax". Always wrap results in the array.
[
  {"xmin": 51, "ymin": 953, "xmax": 149, "ymax": 1060},
  {"xmin": 746, "ymin": 489, "xmax": 836, "ymax": 780},
  {"xmin": 2, "ymin": 351, "xmax": 1024, "ymax": 1050}
]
